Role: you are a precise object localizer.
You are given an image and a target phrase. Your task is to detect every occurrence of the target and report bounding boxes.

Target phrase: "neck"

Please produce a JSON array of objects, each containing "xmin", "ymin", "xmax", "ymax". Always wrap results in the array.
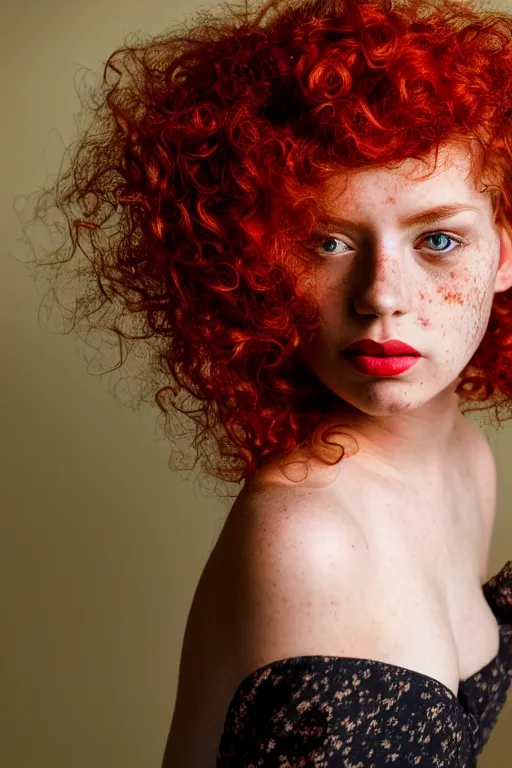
[{"xmin": 321, "ymin": 389, "xmax": 463, "ymax": 481}]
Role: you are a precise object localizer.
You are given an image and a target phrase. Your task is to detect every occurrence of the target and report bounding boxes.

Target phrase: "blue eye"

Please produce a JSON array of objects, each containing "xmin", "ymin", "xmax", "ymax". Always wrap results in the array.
[
  {"xmin": 318, "ymin": 237, "xmax": 343, "ymax": 254},
  {"xmin": 423, "ymin": 232, "xmax": 462, "ymax": 253}
]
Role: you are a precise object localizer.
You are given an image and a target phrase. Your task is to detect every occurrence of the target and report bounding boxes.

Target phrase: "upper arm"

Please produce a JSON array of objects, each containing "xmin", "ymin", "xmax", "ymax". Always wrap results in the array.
[
  {"xmin": 162, "ymin": 485, "xmax": 377, "ymax": 768},
  {"xmin": 223, "ymin": 486, "xmax": 378, "ymax": 682}
]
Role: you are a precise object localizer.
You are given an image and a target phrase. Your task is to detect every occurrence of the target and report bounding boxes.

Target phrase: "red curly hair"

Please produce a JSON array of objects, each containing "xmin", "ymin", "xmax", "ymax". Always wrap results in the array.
[{"xmin": 17, "ymin": 0, "xmax": 512, "ymax": 498}]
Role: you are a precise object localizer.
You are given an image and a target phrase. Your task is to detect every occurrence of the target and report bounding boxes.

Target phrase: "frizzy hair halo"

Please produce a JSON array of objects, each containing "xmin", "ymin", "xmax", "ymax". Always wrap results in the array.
[{"xmin": 15, "ymin": 0, "xmax": 512, "ymax": 499}]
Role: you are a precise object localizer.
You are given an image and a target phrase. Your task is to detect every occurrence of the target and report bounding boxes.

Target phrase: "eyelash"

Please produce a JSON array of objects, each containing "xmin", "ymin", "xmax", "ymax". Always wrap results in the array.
[{"xmin": 313, "ymin": 231, "xmax": 467, "ymax": 259}]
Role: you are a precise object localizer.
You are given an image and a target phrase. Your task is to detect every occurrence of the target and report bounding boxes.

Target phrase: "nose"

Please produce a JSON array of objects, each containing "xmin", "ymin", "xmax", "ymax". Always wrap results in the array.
[{"xmin": 351, "ymin": 249, "xmax": 413, "ymax": 318}]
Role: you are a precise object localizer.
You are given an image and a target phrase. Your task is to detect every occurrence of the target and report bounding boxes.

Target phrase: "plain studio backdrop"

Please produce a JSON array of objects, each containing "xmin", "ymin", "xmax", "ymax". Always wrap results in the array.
[{"xmin": 2, "ymin": 0, "xmax": 512, "ymax": 766}]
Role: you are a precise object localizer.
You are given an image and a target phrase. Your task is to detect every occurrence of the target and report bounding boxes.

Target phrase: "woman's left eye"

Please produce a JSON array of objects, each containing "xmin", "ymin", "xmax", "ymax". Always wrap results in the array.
[{"xmin": 421, "ymin": 232, "xmax": 465, "ymax": 254}]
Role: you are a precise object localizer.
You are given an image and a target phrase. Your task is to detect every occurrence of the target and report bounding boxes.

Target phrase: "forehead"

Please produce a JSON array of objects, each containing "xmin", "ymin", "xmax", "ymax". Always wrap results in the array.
[{"xmin": 317, "ymin": 142, "xmax": 488, "ymax": 211}]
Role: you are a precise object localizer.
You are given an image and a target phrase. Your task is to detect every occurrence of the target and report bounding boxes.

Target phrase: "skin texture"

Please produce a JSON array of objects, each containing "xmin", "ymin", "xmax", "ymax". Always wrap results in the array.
[{"xmin": 297, "ymin": 141, "xmax": 512, "ymax": 483}]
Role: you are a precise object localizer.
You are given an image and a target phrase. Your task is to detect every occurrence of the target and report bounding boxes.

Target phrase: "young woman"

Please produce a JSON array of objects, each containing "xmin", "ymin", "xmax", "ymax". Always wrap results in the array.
[{"xmin": 21, "ymin": 0, "xmax": 512, "ymax": 764}]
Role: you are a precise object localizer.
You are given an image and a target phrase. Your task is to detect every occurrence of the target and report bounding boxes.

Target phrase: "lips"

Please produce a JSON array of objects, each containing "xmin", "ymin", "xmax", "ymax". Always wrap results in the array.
[
  {"xmin": 343, "ymin": 338, "xmax": 421, "ymax": 356},
  {"xmin": 345, "ymin": 354, "xmax": 420, "ymax": 376}
]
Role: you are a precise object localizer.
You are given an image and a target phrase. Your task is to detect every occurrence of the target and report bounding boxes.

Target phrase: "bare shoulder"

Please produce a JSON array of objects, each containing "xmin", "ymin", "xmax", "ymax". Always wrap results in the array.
[
  {"xmin": 458, "ymin": 416, "xmax": 497, "ymax": 580},
  {"xmin": 459, "ymin": 417, "xmax": 496, "ymax": 512},
  {"xmin": 162, "ymin": 477, "xmax": 375, "ymax": 768},
  {"xmin": 219, "ymin": 478, "xmax": 377, "ymax": 670}
]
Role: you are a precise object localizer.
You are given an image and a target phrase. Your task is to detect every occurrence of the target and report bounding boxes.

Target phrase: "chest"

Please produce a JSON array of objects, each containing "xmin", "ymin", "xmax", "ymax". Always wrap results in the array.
[{"xmin": 354, "ymin": 451, "xmax": 500, "ymax": 699}]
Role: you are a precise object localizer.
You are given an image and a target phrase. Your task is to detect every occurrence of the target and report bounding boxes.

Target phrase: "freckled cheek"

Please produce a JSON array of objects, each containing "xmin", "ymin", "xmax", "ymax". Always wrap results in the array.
[
  {"xmin": 417, "ymin": 269, "xmax": 491, "ymax": 343},
  {"xmin": 416, "ymin": 271, "xmax": 473, "ymax": 330}
]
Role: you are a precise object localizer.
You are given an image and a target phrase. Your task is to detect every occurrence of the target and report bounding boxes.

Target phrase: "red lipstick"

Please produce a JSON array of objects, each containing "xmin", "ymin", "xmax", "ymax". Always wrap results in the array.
[
  {"xmin": 343, "ymin": 338, "xmax": 422, "ymax": 377},
  {"xmin": 343, "ymin": 338, "xmax": 421, "ymax": 356}
]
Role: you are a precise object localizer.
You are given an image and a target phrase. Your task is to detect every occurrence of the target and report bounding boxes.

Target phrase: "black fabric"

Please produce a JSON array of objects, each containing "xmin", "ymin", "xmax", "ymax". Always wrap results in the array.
[{"xmin": 217, "ymin": 560, "xmax": 512, "ymax": 767}]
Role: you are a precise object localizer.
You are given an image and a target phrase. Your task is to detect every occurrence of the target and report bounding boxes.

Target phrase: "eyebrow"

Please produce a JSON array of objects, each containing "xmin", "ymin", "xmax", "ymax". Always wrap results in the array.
[{"xmin": 318, "ymin": 203, "xmax": 481, "ymax": 231}]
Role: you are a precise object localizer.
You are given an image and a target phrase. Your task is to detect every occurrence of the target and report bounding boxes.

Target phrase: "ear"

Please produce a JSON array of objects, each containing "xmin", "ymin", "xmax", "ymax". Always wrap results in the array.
[{"xmin": 494, "ymin": 220, "xmax": 512, "ymax": 293}]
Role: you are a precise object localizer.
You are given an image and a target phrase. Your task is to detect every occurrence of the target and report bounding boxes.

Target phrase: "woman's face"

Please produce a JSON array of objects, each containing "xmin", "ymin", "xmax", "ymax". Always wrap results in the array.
[{"xmin": 299, "ymin": 142, "xmax": 512, "ymax": 423}]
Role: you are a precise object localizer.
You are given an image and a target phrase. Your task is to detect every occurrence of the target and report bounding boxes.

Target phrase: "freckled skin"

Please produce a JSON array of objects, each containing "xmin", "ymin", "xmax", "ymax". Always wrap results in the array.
[{"xmin": 298, "ymin": 140, "xmax": 512, "ymax": 479}]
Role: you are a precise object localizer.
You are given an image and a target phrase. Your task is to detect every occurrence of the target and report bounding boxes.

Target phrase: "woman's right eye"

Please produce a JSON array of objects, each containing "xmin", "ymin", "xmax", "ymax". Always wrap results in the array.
[{"xmin": 315, "ymin": 236, "xmax": 348, "ymax": 256}]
